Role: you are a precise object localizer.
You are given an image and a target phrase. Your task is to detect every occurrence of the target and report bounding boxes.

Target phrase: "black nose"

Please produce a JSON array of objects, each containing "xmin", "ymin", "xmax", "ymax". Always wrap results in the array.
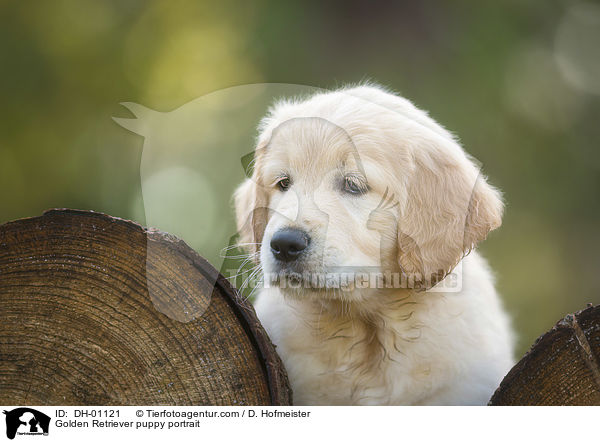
[{"xmin": 270, "ymin": 229, "xmax": 309, "ymax": 262}]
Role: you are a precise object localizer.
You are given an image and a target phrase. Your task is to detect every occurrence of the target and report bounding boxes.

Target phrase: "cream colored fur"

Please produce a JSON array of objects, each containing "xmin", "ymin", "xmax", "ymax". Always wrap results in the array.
[{"xmin": 234, "ymin": 84, "xmax": 514, "ymax": 405}]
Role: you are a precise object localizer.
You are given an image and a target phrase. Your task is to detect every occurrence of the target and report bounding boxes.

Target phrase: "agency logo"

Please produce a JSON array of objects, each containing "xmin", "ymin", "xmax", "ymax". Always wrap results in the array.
[{"xmin": 3, "ymin": 408, "xmax": 50, "ymax": 440}]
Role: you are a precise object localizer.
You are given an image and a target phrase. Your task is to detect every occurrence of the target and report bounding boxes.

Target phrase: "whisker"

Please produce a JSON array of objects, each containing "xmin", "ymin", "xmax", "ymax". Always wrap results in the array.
[
  {"xmin": 219, "ymin": 243, "xmax": 262, "ymax": 256},
  {"xmin": 245, "ymin": 273, "xmax": 264, "ymax": 301},
  {"xmin": 239, "ymin": 264, "xmax": 263, "ymax": 293},
  {"xmin": 223, "ymin": 264, "xmax": 259, "ymax": 281}
]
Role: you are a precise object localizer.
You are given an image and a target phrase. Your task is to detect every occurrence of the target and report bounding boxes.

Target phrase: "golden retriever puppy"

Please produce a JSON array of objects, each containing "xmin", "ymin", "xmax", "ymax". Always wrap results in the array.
[{"xmin": 234, "ymin": 84, "xmax": 514, "ymax": 405}]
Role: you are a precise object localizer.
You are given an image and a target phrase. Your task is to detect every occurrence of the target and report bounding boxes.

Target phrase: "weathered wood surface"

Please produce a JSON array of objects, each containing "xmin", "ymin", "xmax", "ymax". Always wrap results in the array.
[
  {"xmin": 490, "ymin": 304, "xmax": 600, "ymax": 405},
  {"xmin": 0, "ymin": 209, "xmax": 291, "ymax": 406}
]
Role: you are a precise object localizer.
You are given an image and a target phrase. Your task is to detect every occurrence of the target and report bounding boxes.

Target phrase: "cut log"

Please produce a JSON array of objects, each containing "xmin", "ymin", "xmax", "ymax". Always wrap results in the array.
[
  {"xmin": 489, "ymin": 304, "xmax": 600, "ymax": 405},
  {"xmin": 0, "ymin": 209, "xmax": 291, "ymax": 406}
]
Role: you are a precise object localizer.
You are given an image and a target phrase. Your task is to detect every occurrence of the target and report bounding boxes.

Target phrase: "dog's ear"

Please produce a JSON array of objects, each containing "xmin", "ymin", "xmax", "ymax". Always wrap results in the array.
[
  {"xmin": 397, "ymin": 138, "xmax": 503, "ymax": 289},
  {"xmin": 234, "ymin": 149, "xmax": 269, "ymax": 260}
]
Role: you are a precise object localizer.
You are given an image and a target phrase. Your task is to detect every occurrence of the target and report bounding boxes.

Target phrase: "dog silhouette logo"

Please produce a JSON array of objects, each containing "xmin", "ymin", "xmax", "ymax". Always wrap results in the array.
[{"xmin": 3, "ymin": 408, "xmax": 50, "ymax": 440}]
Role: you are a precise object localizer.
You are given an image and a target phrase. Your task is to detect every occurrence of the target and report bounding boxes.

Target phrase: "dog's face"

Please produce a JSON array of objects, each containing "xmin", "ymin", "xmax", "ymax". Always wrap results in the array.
[
  {"xmin": 257, "ymin": 117, "xmax": 398, "ymax": 296},
  {"xmin": 235, "ymin": 85, "xmax": 503, "ymax": 300}
]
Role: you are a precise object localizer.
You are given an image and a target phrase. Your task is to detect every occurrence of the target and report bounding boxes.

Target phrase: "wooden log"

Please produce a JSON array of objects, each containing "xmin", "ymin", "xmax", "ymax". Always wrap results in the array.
[
  {"xmin": 0, "ymin": 209, "xmax": 291, "ymax": 406},
  {"xmin": 489, "ymin": 304, "xmax": 600, "ymax": 405}
]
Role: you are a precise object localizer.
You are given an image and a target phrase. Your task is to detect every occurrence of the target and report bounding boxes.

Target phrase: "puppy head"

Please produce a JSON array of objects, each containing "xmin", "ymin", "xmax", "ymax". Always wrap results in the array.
[{"xmin": 234, "ymin": 84, "xmax": 503, "ymax": 298}]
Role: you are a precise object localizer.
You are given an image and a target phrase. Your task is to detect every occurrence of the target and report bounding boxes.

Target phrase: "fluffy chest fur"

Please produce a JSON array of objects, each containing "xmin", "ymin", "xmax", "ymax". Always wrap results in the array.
[{"xmin": 253, "ymin": 253, "xmax": 514, "ymax": 405}]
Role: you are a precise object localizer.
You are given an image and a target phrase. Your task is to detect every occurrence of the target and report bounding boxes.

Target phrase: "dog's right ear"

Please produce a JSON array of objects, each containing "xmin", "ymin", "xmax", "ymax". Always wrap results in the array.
[
  {"xmin": 396, "ymin": 139, "xmax": 503, "ymax": 290},
  {"xmin": 234, "ymin": 161, "xmax": 269, "ymax": 260}
]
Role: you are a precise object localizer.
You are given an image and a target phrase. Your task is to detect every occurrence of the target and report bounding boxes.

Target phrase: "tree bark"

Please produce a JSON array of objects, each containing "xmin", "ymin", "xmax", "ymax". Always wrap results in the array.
[{"xmin": 490, "ymin": 304, "xmax": 600, "ymax": 405}]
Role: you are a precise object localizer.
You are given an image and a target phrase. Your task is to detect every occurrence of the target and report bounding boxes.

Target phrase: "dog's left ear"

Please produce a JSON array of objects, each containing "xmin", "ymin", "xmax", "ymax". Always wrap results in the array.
[
  {"xmin": 233, "ymin": 142, "xmax": 270, "ymax": 261},
  {"xmin": 397, "ymin": 137, "xmax": 503, "ymax": 289}
]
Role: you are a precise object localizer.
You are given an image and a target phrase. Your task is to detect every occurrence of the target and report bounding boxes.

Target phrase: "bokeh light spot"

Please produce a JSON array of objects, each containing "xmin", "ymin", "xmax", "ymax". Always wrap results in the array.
[{"xmin": 555, "ymin": 2, "xmax": 600, "ymax": 95}]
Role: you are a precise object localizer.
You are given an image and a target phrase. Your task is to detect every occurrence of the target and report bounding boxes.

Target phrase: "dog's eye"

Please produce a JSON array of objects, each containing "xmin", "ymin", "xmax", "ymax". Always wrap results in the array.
[
  {"xmin": 344, "ymin": 177, "xmax": 367, "ymax": 195},
  {"xmin": 277, "ymin": 177, "xmax": 291, "ymax": 191}
]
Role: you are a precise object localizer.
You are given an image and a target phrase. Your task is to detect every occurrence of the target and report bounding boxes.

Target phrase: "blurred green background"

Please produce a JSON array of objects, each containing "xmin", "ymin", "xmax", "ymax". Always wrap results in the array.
[{"xmin": 1, "ymin": 0, "xmax": 599, "ymax": 358}]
